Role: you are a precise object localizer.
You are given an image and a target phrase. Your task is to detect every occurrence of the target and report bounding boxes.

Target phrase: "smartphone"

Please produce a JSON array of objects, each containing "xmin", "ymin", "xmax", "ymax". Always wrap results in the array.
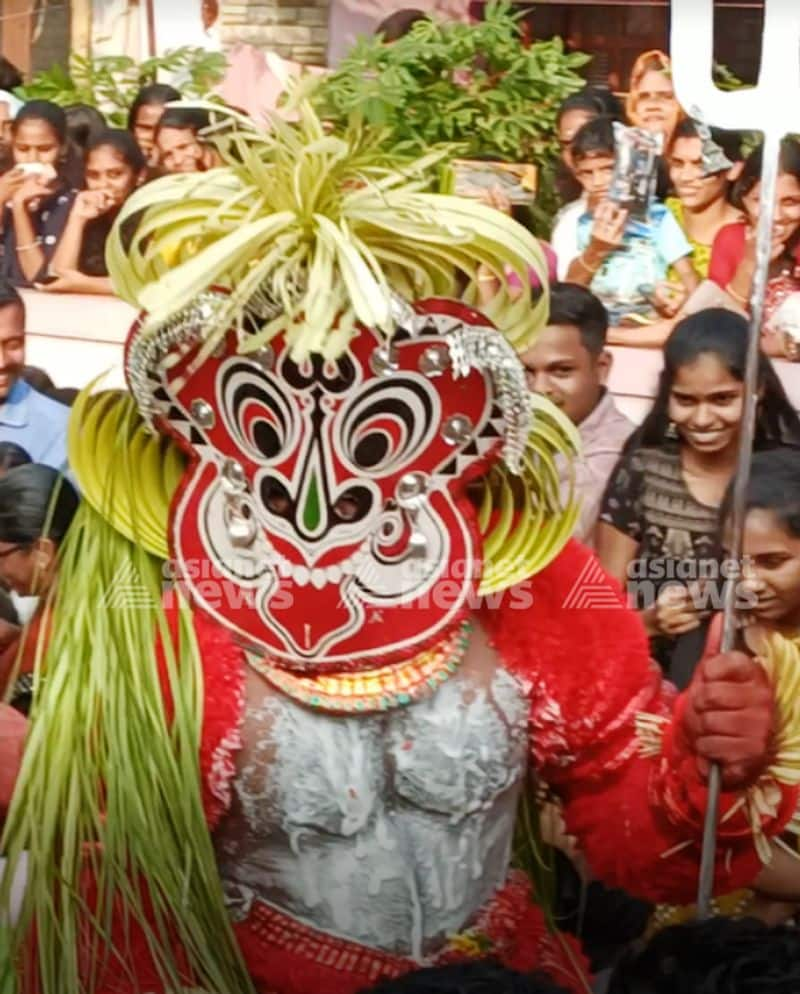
[{"xmin": 16, "ymin": 162, "xmax": 55, "ymax": 179}]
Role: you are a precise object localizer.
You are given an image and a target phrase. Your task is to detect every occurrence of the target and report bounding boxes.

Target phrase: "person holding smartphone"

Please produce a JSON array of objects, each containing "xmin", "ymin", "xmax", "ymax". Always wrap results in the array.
[
  {"xmin": 35, "ymin": 129, "xmax": 146, "ymax": 296},
  {"xmin": 556, "ymin": 117, "xmax": 698, "ymax": 347},
  {"xmin": 0, "ymin": 101, "xmax": 77, "ymax": 287}
]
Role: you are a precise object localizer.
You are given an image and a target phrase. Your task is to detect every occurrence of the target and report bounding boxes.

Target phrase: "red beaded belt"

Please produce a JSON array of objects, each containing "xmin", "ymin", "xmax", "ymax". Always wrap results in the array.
[{"xmin": 233, "ymin": 872, "xmax": 590, "ymax": 994}]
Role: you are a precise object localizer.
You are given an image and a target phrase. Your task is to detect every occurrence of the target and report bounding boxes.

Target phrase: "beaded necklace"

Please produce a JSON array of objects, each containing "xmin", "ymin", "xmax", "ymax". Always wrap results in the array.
[{"xmin": 247, "ymin": 620, "xmax": 473, "ymax": 715}]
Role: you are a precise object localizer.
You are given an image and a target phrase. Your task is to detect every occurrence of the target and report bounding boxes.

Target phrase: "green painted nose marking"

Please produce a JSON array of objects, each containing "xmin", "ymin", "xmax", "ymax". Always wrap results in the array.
[{"xmin": 303, "ymin": 472, "xmax": 321, "ymax": 531}]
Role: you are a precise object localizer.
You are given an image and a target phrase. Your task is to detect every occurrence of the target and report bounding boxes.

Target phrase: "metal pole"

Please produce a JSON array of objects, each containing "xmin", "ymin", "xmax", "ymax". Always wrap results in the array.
[{"xmin": 695, "ymin": 134, "xmax": 782, "ymax": 918}]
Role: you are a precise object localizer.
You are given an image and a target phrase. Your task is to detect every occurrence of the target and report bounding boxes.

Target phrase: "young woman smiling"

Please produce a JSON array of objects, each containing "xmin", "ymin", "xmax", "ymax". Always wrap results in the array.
[{"xmin": 596, "ymin": 309, "xmax": 800, "ymax": 680}]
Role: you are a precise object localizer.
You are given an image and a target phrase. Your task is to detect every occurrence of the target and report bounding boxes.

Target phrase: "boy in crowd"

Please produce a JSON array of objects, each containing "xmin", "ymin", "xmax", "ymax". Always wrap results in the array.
[
  {"xmin": 552, "ymin": 117, "xmax": 698, "ymax": 346},
  {"xmin": 0, "ymin": 280, "xmax": 69, "ymax": 471},
  {"xmin": 666, "ymin": 118, "xmax": 744, "ymax": 278},
  {"xmin": 520, "ymin": 283, "xmax": 633, "ymax": 546}
]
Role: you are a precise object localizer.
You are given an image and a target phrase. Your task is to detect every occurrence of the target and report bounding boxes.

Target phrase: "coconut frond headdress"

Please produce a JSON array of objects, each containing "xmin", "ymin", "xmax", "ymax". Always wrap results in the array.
[
  {"xmin": 109, "ymin": 98, "xmax": 579, "ymax": 669},
  {"xmin": 1, "ymin": 100, "xmax": 579, "ymax": 994}
]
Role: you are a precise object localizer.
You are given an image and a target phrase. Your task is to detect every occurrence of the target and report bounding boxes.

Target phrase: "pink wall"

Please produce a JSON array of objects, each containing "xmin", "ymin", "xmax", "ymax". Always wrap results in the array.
[{"xmin": 328, "ymin": 0, "xmax": 471, "ymax": 64}]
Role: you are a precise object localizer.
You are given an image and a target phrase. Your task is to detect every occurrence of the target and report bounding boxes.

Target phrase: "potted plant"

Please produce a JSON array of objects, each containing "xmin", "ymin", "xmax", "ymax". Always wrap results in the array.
[{"xmin": 312, "ymin": 1, "xmax": 590, "ymax": 231}]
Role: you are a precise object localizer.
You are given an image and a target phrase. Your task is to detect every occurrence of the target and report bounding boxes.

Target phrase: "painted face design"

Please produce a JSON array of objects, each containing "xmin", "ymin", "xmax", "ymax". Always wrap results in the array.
[{"xmin": 145, "ymin": 300, "xmax": 512, "ymax": 669}]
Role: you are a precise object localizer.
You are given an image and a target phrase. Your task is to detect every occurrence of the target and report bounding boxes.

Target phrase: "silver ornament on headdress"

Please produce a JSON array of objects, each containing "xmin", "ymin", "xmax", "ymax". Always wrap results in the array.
[
  {"xmin": 445, "ymin": 326, "xmax": 532, "ymax": 474},
  {"xmin": 689, "ymin": 105, "xmax": 734, "ymax": 175},
  {"xmin": 126, "ymin": 290, "xmax": 282, "ymax": 428}
]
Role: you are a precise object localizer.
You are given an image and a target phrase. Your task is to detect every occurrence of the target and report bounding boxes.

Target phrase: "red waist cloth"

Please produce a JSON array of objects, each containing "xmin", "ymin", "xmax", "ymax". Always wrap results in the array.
[{"xmin": 233, "ymin": 872, "xmax": 588, "ymax": 994}]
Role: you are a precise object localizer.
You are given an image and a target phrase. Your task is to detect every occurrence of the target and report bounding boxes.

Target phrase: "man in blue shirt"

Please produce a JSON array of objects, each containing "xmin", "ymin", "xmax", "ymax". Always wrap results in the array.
[{"xmin": 0, "ymin": 279, "xmax": 69, "ymax": 472}]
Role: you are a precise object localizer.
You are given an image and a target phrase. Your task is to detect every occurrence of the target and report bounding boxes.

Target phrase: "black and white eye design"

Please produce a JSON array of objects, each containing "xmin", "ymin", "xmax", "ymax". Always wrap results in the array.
[
  {"xmin": 221, "ymin": 363, "xmax": 298, "ymax": 464},
  {"xmin": 338, "ymin": 378, "xmax": 437, "ymax": 477}
]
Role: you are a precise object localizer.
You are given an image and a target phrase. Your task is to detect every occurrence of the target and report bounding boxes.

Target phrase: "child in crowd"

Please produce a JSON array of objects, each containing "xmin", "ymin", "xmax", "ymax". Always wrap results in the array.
[
  {"xmin": 666, "ymin": 118, "xmax": 743, "ymax": 279},
  {"xmin": 127, "ymin": 83, "xmax": 181, "ymax": 166},
  {"xmin": 555, "ymin": 87, "xmax": 622, "ymax": 206},
  {"xmin": 154, "ymin": 106, "xmax": 216, "ymax": 175},
  {"xmin": 554, "ymin": 116, "xmax": 697, "ymax": 343},
  {"xmin": 596, "ymin": 310, "xmax": 800, "ymax": 685},
  {"xmin": 0, "ymin": 101, "xmax": 77, "ymax": 287},
  {"xmin": 709, "ymin": 137, "xmax": 800, "ymax": 356},
  {"xmin": 36, "ymin": 129, "xmax": 146, "ymax": 295}
]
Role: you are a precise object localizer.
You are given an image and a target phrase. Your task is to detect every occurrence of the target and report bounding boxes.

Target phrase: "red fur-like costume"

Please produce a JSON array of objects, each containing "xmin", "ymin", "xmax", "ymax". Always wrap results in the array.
[{"xmin": 74, "ymin": 539, "xmax": 792, "ymax": 994}]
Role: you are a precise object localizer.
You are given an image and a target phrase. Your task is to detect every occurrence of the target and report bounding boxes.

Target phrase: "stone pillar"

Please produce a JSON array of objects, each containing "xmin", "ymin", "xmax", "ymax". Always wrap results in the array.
[{"xmin": 220, "ymin": 0, "xmax": 330, "ymax": 65}]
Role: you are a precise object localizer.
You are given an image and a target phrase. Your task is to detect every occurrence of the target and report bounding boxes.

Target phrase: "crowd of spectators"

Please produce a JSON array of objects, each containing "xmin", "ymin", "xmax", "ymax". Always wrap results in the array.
[
  {"xmin": 1, "ymin": 18, "xmax": 800, "ymax": 994},
  {"xmin": 0, "ymin": 73, "xmax": 217, "ymax": 293}
]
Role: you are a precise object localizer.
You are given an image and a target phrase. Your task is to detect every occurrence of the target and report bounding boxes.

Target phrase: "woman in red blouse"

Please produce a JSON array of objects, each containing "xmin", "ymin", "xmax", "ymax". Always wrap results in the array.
[{"xmin": 709, "ymin": 138, "xmax": 800, "ymax": 356}]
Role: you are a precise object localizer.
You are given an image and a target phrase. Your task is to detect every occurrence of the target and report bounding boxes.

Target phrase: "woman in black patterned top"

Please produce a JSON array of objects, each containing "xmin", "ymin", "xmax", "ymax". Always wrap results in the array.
[{"xmin": 596, "ymin": 309, "xmax": 800, "ymax": 683}]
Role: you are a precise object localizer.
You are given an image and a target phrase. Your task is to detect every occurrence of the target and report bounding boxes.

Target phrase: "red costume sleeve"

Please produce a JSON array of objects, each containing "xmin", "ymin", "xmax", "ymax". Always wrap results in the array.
[
  {"xmin": 708, "ymin": 222, "xmax": 746, "ymax": 290},
  {"xmin": 155, "ymin": 597, "xmax": 246, "ymax": 829},
  {"xmin": 482, "ymin": 540, "xmax": 798, "ymax": 905}
]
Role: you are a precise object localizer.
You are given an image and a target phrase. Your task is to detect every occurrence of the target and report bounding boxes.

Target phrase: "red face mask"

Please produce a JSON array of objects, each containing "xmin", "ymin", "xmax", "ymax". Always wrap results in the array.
[{"xmin": 133, "ymin": 298, "xmax": 524, "ymax": 670}]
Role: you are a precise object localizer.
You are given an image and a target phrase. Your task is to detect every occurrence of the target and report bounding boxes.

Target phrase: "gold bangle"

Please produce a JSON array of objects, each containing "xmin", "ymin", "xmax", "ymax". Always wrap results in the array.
[
  {"xmin": 726, "ymin": 282, "xmax": 749, "ymax": 306},
  {"xmin": 15, "ymin": 239, "xmax": 40, "ymax": 252}
]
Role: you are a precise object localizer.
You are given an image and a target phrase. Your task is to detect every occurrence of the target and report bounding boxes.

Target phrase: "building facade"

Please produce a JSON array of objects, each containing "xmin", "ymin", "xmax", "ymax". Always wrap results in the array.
[{"xmin": 0, "ymin": 0, "xmax": 766, "ymax": 92}]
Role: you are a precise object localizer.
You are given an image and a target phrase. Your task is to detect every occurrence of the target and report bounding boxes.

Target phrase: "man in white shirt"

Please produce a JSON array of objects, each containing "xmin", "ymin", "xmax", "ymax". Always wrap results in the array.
[{"xmin": 520, "ymin": 283, "xmax": 634, "ymax": 546}]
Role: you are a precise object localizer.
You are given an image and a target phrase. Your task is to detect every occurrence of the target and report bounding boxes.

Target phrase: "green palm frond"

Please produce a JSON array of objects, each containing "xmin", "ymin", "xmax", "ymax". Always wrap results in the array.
[
  {"xmin": 107, "ymin": 98, "xmax": 549, "ymax": 360},
  {"xmin": 0, "ymin": 397, "xmax": 253, "ymax": 994}
]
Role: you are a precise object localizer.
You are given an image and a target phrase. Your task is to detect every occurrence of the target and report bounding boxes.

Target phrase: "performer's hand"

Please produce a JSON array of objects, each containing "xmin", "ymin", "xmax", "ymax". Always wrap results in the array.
[{"xmin": 681, "ymin": 650, "xmax": 773, "ymax": 789}]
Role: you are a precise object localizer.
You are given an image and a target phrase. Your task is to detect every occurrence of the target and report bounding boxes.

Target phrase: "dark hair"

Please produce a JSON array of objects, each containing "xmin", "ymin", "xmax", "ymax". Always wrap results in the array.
[
  {"xmin": 548, "ymin": 282, "xmax": 608, "ymax": 354},
  {"xmin": 0, "ymin": 588, "xmax": 18, "ymax": 627},
  {"xmin": 12, "ymin": 100, "xmax": 67, "ymax": 144},
  {"xmin": 0, "ymin": 442, "xmax": 31, "ymax": 475},
  {"xmin": 720, "ymin": 447, "xmax": 800, "ymax": 537},
  {"xmin": 22, "ymin": 366, "xmax": 54, "ymax": 394},
  {"xmin": 0, "ymin": 278, "xmax": 23, "ymax": 316},
  {"xmin": 670, "ymin": 117, "xmax": 744, "ymax": 167},
  {"xmin": 557, "ymin": 87, "xmax": 622, "ymax": 127},
  {"xmin": 374, "ymin": 8, "xmax": 429, "ymax": 41},
  {"xmin": 630, "ymin": 309, "xmax": 800, "ymax": 451},
  {"xmin": 732, "ymin": 137, "xmax": 800, "ymax": 209},
  {"xmin": 47, "ymin": 386, "xmax": 79, "ymax": 407},
  {"xmin": 608, "ymin": 917, "xmax": 800, "ymax": 994},
  {"xmin": 0, "ymin": 57, "xmax": 23, "ymax": 92},
  {"xmin": 359, "ymin": 961, "xmax": 570, "ymax": 994},
  {"xmin": 127, "ymin": 83, "xmax": 181, "ymax": 131},
  {"xmin": 64, "ymin": 103, "xmax": 107, "ymax": 151},
  {"xmin": 86, "ymin": 128, "xmax": 146, "ymax": 175},
  {"xmin": 154, "ymin": 106, "xmax": 210, "ymax": 140},
  {"xmin": 570, "ymin": 116, "xmax": 615, "ymax": 166},
  {"xmin": 0, "ymin": 464, "xmax": 79, "ymax": 546}
]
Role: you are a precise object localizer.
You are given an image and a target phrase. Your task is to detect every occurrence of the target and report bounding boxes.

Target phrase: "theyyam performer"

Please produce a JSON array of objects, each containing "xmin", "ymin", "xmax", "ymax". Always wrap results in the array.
[{"xmin": 1, "ymin": 80, "xmax": 800, "ymax": 994}]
